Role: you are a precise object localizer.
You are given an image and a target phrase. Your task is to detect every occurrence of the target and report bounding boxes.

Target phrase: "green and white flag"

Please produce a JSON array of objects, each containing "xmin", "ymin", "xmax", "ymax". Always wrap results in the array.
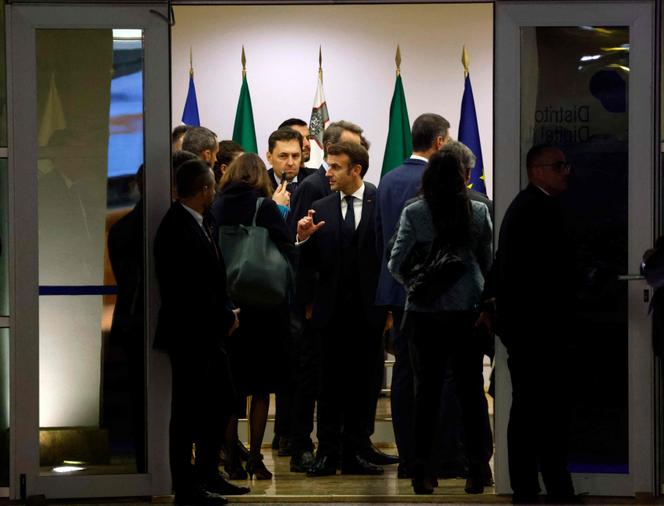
[{"xmin": 308, "ymin": 47, "xmax": 330, "ymax": 168}]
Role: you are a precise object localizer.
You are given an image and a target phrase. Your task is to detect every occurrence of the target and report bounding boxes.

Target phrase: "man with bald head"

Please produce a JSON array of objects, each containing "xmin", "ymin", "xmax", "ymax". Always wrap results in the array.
[{"xmin": 493, "ymin": 144, "xmax": 576, "ymax": 504}]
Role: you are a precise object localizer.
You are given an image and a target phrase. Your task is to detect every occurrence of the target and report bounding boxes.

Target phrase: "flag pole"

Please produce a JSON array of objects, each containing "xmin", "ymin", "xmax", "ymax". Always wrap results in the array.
[
  {"xmin": 241, "ymin": 45, "xmax": 247, "ymax": 78},
  {"xmin": 318, "ymin": 46, "xmax": 323, "ymax": 83},
  {"xmin": 189, "ymin": 47, "xmax": 193, "ymax": 76},
  {"xmin": 395, "ymin": 45, "xmax": 401, "ymax": 76},
  {"xmin": 462, "ymin": 45, "xmax": 469, "ymax": 78}
]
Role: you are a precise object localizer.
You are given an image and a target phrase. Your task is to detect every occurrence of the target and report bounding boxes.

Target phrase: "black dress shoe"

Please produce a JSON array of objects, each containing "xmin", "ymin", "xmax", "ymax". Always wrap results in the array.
[
  {"xmin": 306, "ymin": 454, "xmax": 337, "ymax": 477},
  {"xmin": 174, "ymin": 487, "xmax": 228, "ymax": 505},
  {"xmin": 359, "ymin": 444, "xmax": 399, "ymax": 466},
  {"xmin": 203, "ymin": 474, "xmax": 250, "ymax": 495},
  {"xmin": 341, "ymin": 454, "xmax": 384, "ymax": 475},
  {"xmin": 412, "ymin": 477, "xmax": 435, "ymax": 495},
  {"xmin": 290, "ymin": 450, "xmax": 314, "ymax": 473}
]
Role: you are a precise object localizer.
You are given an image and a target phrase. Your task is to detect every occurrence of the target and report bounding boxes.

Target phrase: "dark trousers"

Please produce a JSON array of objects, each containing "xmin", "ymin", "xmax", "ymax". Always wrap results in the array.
[
  {"xmin": 169, "ymin": 348, "xmax": 233, "ymax": 492},
  {"xmin": 389, "ymin": 308, "xmax": 414, "ymax": 466},
  {"xmin": 288, "ymin": 305, "xmax": 317, "ymax": 454},
  {"xmin": 315, "ymin": 309, "xmax": 384, "ymax": 459},
  {"xmin": 506, "ymin": 339, "xmax": 574, "ymax": 498},
  {"xmin": 406, "ymin": 311, "xmax": 490, "ymax": 478}
]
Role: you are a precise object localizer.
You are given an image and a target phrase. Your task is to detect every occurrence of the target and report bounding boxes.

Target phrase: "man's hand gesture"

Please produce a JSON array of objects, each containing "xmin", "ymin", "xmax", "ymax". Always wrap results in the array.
[{"xmin": 297, "ymin": 210, "xmax": 325, "ymax": 242}]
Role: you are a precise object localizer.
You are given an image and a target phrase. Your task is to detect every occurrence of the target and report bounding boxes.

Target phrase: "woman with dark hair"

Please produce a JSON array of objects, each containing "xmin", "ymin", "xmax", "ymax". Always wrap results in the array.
[
  {"xmin": 211, "ymin": 153, "xmax": 296, "ymax": 480},
  {"xmin": 388, "ymin": 149, "xmax": 492, "ymax": 495}
]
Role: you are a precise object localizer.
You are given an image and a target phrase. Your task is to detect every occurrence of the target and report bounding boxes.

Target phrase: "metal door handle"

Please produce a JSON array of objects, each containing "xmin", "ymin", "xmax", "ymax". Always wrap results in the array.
[{"xmin": 617, "ymin": 274, "xmax": 645, "ymax": 281}]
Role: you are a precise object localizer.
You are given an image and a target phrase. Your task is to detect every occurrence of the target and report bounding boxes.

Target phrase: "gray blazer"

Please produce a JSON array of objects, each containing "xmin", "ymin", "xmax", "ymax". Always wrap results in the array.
[{"xmin": 388, "ymin": 198, "xmax": 492, "ymax": 312}]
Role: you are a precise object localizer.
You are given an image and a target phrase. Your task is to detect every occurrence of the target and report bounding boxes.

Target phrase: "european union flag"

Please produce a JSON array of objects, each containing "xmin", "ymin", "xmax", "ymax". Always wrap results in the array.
[
  {"xmin": 182, "ymin": 73, "xmax": 200, "ymax": 126},
  {"xmin": 458, "ymin": 73, "xmax": 486, "ymax": 195}
]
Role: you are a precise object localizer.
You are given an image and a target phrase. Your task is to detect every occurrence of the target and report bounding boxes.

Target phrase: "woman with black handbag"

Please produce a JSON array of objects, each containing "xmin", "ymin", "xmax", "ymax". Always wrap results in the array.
[
  {"xmin": 388, "ymin": 145, "xmax": 492, "ymax": 495},
  {"xmin": 211, "ymin": 153, "xmax": 296, "ymax": 480}
]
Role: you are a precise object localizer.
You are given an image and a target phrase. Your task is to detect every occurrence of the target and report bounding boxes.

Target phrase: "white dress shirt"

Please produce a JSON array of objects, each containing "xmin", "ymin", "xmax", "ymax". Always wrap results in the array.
[{"xmin": 340, "ymin": 183, "xmax": 365, "ymax": 230}]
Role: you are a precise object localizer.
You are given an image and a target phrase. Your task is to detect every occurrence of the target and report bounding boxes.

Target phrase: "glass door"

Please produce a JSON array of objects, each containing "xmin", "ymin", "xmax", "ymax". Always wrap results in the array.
[
  {"xmin": 9, "ymin": 3, "xmax": 171, "ymax": 500},
  {"xmin": 494, "ymin": 1, "xmax": 654, "ymax": 497}
]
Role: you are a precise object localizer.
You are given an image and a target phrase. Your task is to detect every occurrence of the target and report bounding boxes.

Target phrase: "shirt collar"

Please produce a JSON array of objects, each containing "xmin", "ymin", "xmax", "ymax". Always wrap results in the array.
[
  {"xmin": 274, "ymin": 171, "xmax": 298, "ymax": 186},
  {"xmin": 181, "ymin": 202, "xmax": 204, "ymax": 228},
  {"xmin": 340, "ymin": 182, "xmax": 365, "ymax": 203},
  {"xmin": 410, "ymin": 154, "xmax": 429, "ymax": 163}
]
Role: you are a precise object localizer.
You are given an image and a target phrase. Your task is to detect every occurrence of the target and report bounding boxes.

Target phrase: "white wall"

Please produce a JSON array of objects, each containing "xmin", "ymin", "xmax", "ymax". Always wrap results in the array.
[{"xmin": 172, "ymin": 3, "xmax": 494, "ymax": 195}]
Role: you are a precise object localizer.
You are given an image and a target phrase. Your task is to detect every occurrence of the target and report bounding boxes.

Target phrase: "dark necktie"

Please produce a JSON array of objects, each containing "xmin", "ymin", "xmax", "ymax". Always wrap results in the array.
[
  {"xmin": 286, "ymin": 180, "xmax": 298, "ymax": 195},
  {"xmin": 343, "ymin": 195, "xmax": 355, "ymax": 237}
]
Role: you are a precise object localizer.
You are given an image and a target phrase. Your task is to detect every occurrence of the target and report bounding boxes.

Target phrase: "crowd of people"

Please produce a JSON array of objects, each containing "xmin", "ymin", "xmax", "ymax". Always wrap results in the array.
[{"xmin": 147, "ymin": 115, "xmax": 578, "ymax": 505}]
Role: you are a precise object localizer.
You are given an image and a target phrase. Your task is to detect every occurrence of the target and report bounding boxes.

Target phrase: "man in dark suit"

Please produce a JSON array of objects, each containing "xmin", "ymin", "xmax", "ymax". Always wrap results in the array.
[
  {"xmin": 181, "ymin": 126, "xmax": 219, "ymax": 168},
  {"xmin": 263, "ymin": 126, "xmax": 314, "ymax": 457},
  {"xmin": 297, "ymin": 141, "xmax": 387, "ymax": 477},
  {"xmin": 375, "ymin": 113, "xmax": 450, "ymax": 477},
  {"xmin": 154, "ymin": 159, "xmax": 247, "ymax": 505},
  {"xmin": 284, "ymin": 120, "xmax": 364, "ymax": 470},
  {"xmin": 107, "ymin": 165, "xmax": 146, "ymax": 472},
  {"xmin": 494, "ymin": 144, "xmax": 576, "ymax": 504},
  {"xmin": 266, "ymin": 127, "xmax": 316, "ymax": 196}
]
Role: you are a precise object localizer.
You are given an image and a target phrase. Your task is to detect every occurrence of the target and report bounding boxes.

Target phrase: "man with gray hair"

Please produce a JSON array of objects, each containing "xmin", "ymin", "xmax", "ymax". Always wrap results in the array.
[
  {"xmin": 182, "ymin": 126, "xmax": 219, "ymax": 169},
  {"xmin": 289, "ymin": 120, "xmax": 363, "ymax": 225},
  {"xmin": 443, "ymin": 140, "xmax": 493, "ymax": 220},
  {"xmin": 375, "ymin": 112, "xmax": 450, "ymax": 479}
]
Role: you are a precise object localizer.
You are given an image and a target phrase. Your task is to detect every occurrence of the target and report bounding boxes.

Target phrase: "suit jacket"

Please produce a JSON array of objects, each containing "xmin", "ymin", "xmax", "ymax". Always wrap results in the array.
[
  {"xmin": 289, "ymin": 165, "xmax": 331, "ymax": 227},
  {"xmin": 494, "ymin": 184, "xmax": 575, "ymax": 341},
  {"xmin": 153, "ymin": 201, "xmax": 235, "ymax": 353},
  {"xmin": 108, "ymin": 201, "xmax": 144, "ymax": 345},
  {"xmin": 267, "ymin": 166, "xmax": 317, "ymax": 191},
  {"xmin": 469, "ymin": 190, "xmax": 494, "ymax": 223},
  {"xmin": 300, "ymin": 182, "xmax": 384, "ymax": 328},
  {"xmin": 375, "ymin": 158, "xmax": 427, "ymax": 307}
]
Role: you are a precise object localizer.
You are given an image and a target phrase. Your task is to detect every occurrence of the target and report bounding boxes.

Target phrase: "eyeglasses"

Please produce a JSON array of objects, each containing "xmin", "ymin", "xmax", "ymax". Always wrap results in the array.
[{"xmin": 534, "ymin": 161, "xmax": 571, "ymax": 172}]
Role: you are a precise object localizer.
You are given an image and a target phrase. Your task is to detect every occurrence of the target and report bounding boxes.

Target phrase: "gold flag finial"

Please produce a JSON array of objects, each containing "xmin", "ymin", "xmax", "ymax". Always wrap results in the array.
[
  {"xmin": 241, "ymin": 46, "xmax": 247, "ymax": 77},
  {"xmin": 318, "ymin": 46, "xmax": 324, "ymax": 82},
  {"xmin": 396, "ymin": 45, "xmax": 402, "ymax": 76},
  {"xmin": 189, "ymin": 47, "xmax": 194, "ymax": 76},
  {"xmin": 462, "ymin": 45, "xmax": 469, "ymax": 77}
]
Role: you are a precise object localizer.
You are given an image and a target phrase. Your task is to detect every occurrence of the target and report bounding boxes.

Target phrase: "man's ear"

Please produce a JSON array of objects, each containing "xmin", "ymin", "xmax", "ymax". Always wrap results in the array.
[{"xmin": 352, "ymin": 164, "xmax": 362, "ymax": 177}]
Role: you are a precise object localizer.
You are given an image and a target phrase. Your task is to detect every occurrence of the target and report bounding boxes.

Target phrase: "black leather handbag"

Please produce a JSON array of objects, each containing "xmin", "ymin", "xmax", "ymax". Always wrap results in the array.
[
  {"xmin": 405, "ymin": 236, "xmax": 466, "ymax": 305},
  {"xmin": 218, "ymin": 197, "xmax": 293, "ymax": 307}
]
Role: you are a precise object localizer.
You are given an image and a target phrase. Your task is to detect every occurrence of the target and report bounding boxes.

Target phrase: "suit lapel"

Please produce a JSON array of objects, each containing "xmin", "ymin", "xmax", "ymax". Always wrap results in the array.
[{"xmin": 178, "ymin": 203, "xmax": 219, "ymax": 262}]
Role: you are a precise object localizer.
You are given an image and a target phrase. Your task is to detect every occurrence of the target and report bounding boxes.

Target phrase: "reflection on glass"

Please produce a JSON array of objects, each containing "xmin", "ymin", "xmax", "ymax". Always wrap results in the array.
[
  {"xmin": 0, "ymin": 160, "xmax": 7, "ymax": 316},
  {"xmin": 0, "ymin": 0, "xmax": 7, "ymax": 147},
  {"xmin": 36, "ymin": 29, "xmax": 145, "ymax": 475},
  {"xmin": 0, "ymin": 328, "xmax": 8, "ymax": 487},
  {"xmin": 521, "ymin": 26, "xmax": 629, "ymax": 473}
]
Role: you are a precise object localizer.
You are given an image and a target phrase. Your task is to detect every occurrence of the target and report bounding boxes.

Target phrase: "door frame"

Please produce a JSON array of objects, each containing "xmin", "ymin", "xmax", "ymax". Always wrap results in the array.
[
  {"xmin": 494, "ymin": 0, "xmax": 655, "ymax": 497},
  {"xmin": 7, "ymin": 3, "xmax": 172, "ymax": 499}
]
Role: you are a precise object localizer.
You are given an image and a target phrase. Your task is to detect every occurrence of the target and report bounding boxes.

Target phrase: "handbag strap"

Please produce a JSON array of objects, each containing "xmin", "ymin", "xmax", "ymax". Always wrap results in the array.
[{"xmin": 252, "ymin": 197, "xmax": 265, "ymax": 226}]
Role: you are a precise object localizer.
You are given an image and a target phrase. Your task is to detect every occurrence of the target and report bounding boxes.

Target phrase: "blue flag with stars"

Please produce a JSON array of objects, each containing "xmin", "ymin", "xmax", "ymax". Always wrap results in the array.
[
  {"xmin": 458, "ymin": 73, "xmax": 486, "ymax": 195},
  {"xmin": 182, "ymin": 73, "xmax": 200, "ymax": 126}
]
